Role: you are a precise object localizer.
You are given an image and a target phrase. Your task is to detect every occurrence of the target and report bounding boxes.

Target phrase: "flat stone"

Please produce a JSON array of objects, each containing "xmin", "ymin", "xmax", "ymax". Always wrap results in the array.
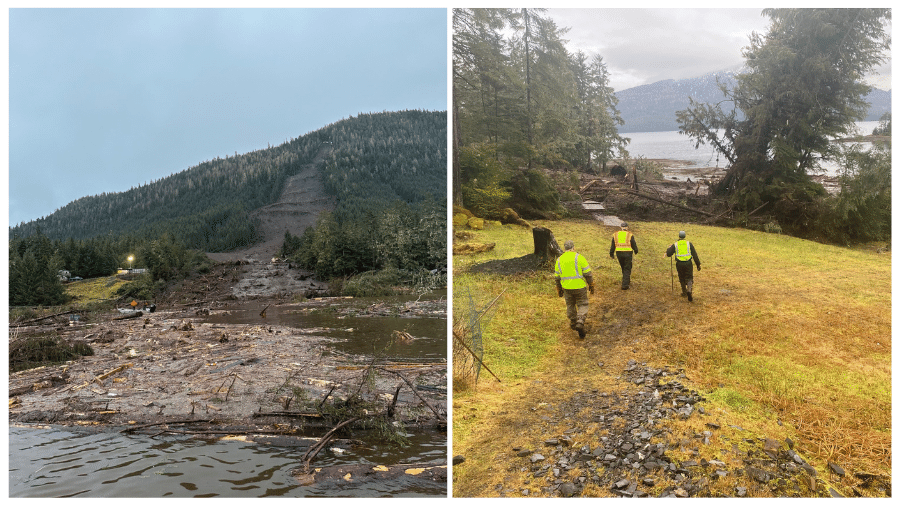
[
  {"xmin": 544, "ymin": 439, "xmax": 559, "ymax": 446},
  {"xmin": 828, "ymin": 461, "xmax": 846, "ymax": 477},
  {"xmin": 736, "ymin": 487, "xmax": 747, "ymax": 497},
  {"xmin": 453, "ymin": 455, "xmax": 466, "ymax": 465},
  {"xmin": 614, "ymin": 479, "xmax": 630, "ymax": 489},
  {"xmin": 531, "ymin": 453, "xmax": 546, "ymax": 463},
  {"xmin": 559, "ymin": 483, "xmax": 578, "ymax": 497}
]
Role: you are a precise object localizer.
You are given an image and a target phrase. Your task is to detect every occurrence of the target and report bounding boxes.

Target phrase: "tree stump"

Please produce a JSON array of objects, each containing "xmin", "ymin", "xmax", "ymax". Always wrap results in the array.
[{"xmin": 533, "ymin": 227, "xmax": 563, "ymax": 265}]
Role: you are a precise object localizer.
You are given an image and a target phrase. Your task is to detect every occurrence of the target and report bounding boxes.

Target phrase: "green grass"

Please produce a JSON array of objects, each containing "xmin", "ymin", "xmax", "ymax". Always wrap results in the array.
[{"xmin": 452, "ymin": 218, "xmax": 891, "ymax": 497}]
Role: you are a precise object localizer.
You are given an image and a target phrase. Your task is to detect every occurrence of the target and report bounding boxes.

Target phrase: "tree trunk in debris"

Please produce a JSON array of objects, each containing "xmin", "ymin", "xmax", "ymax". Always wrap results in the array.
[{"xmin": 533, "ymin": 226, "xmax": 563, "ymax": 265}]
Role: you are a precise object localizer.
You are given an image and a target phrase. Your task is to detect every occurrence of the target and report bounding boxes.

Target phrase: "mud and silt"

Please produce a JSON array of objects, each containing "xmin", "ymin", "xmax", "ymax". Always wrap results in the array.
[{"xmin": 9, "ymin": 261, "xmax": 447, "ymax": 487}]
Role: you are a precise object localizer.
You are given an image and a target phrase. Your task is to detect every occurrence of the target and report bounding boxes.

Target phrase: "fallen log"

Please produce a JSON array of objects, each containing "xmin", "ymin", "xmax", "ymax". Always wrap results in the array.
[
  {"xmin": 113, "ymin": 311, "xmax": 143, "ymax": 321},
  {"xmin": 121, "ymin": 418, "xmax": 213, "ymax": 434},
  {"xmin": 620, "ymin": 189, "xmax": 715, "ymax": 217},
  {"xmin": 13, "ymin": 309, "xmax": 77, "ymax": 326}
]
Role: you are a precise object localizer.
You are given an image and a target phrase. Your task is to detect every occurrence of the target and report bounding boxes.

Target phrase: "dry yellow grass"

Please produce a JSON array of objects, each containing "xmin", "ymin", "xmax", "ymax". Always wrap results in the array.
[{"xmin": 452, "ymin": 219, "xmax": 890, "ymax": 497}]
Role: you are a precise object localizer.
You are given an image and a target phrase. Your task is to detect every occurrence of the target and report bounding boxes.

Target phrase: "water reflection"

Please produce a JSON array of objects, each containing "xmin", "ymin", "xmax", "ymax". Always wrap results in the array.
[
  {"xmin": 9, "ymin": 426, "xmax": 447, "ymax": 497},
  {"xmin": 10, "ymin": 294, "xmax": 448, "ymax": 497}
]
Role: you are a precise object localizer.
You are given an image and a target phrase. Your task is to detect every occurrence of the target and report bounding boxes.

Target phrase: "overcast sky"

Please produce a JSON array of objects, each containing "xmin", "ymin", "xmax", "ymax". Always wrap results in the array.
[
  {"xmin": 7, "ymin": 8, "xmax": 448, "ymax": 227},
  {"xmin": 547, "ymin": 8, "xmax": 892, "ymax": 92}
]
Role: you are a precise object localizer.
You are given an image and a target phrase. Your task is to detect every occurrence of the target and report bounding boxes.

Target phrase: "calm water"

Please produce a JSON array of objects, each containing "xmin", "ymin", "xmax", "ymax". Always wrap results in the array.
[
  {"xmin": 625, "ymin": 120, "xmax": 880, "ymax": 176},
  {"xmin": 9, "ymin": 426, "xmax": 446, "ymax": 497},
  {"xmin": 9, "ymin": 293, "xmax": 448, "ymax": 497}
]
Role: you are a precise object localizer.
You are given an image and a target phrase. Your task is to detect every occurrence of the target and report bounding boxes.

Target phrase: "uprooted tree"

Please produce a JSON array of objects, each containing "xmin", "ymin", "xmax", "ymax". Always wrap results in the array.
[{"xmin": 676, "ymin": 8, "xmax": 891, "ymax": 237}]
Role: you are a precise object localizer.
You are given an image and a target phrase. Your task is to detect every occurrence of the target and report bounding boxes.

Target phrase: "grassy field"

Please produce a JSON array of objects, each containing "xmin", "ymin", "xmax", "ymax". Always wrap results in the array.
[{"xmin": 452, "ymin": 219, "xmax": 890, "ymax": 497}]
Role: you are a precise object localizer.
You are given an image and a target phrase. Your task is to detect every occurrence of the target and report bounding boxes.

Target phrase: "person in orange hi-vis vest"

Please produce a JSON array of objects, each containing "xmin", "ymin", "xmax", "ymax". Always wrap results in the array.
[{"xmin": 609, "ymin": 222, "xmax": 638, "ymax": 290}]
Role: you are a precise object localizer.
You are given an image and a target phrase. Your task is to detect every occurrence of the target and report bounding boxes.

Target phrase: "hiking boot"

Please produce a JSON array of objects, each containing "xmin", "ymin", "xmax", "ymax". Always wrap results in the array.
[
  {"xmin": 575, "ymin": 322, "xmax": 585, "ymax": 339},
  {"xmin": 687, "ymin": 292, "xmax": 693, "ymax": 302},
  {"xmin": 570, "ymin": 322, "xmax": 577, "ymax": 330}
]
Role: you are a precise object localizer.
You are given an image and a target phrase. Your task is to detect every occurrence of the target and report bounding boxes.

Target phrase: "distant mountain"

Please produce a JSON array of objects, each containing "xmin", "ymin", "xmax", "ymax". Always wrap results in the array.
[
  {"xmin": 615, "ymin": 71, "xmax": 891, "ymax": 133},
  {"xmin": 10, "ymin": 110, "xmax": 447, "ymax": 252}
]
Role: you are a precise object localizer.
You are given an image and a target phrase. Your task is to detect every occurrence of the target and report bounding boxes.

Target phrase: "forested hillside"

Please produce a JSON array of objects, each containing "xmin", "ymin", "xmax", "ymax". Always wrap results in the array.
[
  {"xmin": 10, "ymin": 110, "xmax": 447, "ymax": 305},
  {"xmin": 10, "ymin": 110, "xmax": 446, "ymax": 253},
  {"xmin": 616, "ymin": 71, "xmax": 892, "ymax": 133}
]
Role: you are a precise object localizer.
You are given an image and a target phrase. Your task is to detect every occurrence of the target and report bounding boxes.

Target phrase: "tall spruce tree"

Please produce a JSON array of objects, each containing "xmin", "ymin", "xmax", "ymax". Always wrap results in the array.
[{"xmin": 676, "ymin": 8, "xmax": 891, "ymax": 227}]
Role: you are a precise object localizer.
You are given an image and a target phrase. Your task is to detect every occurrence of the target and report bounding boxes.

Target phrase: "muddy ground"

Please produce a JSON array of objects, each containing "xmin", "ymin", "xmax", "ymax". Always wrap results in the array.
[{"xmin": 10, "ymin": 260, "xmax": 446, "ymax": 428}]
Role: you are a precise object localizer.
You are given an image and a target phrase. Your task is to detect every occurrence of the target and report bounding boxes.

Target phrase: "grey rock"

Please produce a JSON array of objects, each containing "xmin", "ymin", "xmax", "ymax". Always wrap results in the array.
[
  {"xmin": 453, "ymin": 455, "xmax": 466, "ymax": 465},
  {"xmin": 828, "ymin": 461, "xmax": 846, "ymax": 477},
  {"xmin": 558, "ymin": 482, "xmax": 578, "ymax": 497},
  {"xmin": 747, "ymin": 466, "xmax": 770, "ymax": 483},
  {"xmin": 517, "ymin": 449, "xmax": 533, "ymax": 457},
  {"xmin": 531, "ymin": 453, "xmax": 545, "ymax": 463}
]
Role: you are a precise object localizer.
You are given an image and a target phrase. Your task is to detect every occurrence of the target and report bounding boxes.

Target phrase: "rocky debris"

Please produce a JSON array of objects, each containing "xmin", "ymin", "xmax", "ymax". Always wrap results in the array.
[
  {"xmin": 339, "ymin": 299, "xmax": 447, "ymax": 319},
  {"xmin": 512, "ymin": 361, "xmax": 832, "ymax": 498}
]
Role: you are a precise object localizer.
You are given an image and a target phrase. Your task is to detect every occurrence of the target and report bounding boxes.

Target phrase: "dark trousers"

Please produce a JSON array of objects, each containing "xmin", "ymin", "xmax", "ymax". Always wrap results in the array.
[
  {"xmin": 615, "ymin": 251, "xmax": 633, "ymax": 288},
  {"xmin": 675, "ymin": 260, "xmax": 694, "ymax": 294}
]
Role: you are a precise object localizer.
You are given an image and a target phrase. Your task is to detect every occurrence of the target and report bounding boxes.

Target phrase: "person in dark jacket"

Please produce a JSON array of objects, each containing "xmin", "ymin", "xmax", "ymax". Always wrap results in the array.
[
  {"xmin": 664, "ymin": 230, "xmax": 701, "ymax": 301},
  {"xmin": 609, "ymin": 222, "xmax": 638, "ymax": 290}
]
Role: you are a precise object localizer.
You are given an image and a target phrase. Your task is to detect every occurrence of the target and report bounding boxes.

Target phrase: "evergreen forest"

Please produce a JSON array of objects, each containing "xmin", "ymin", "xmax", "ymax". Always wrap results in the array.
[
  {"xmin": 453, "ymin": 8, "xmax": 628, "ymax": 220},
  {"xmin": 10, "ymin": 110, "xmax": 447, "ymax": 306}
]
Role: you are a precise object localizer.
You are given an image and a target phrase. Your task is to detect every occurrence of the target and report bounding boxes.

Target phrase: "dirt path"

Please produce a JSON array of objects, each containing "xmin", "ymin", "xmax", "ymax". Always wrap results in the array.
[{"xmin": 451, "ymin": 256, "xmax": 882, "ymax": 498}]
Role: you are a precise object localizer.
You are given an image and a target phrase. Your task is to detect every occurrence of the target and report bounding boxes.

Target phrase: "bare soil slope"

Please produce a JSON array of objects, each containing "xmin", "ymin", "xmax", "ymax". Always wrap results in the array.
[{"xmin": 207, "ymin": 145, "xmax": 335, "ymax": 264}]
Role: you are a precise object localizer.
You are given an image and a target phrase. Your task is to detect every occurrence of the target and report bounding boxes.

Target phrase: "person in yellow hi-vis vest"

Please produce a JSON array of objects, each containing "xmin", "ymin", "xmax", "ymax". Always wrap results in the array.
[
  {"xmin": 609, "ymin": 222, "xmax": 638, "ymax": 290},
  {"xmin": 664, "ymin": 230, "xmax": 702, "ymax": 302},
  {"xmin": 554, "ymin": 240, "xmax": 595, "ymax": 339}
]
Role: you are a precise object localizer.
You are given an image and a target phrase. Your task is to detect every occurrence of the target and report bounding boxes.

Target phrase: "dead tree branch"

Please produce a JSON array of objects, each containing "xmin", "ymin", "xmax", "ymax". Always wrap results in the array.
[
  {"xmin": 302, "ymin": 416, "xmax": 361, "ymax": 472},
  {"xmin": 375, "ymin": 367, "xmax": 446, "ymax": 421}
]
